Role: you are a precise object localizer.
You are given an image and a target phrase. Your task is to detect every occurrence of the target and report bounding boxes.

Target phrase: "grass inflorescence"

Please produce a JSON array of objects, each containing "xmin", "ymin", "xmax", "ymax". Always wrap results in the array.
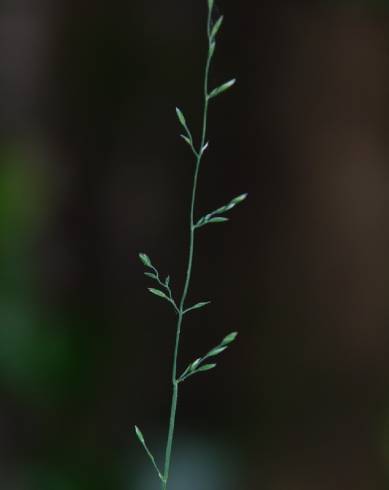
[{"xmin": 135, "ymin": 1, "xmax": 247, "ymax": 488}]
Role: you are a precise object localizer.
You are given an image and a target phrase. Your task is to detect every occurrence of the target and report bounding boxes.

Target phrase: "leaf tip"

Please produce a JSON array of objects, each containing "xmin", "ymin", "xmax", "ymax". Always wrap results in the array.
[
  {"xmin": 139, "ymin": 253, "xmax": 152, "ymax": 268},
  {"xmin": 200, "ymin": 142, "xmax": 209, "ymax": 155},
  {"xmin": 135, "ymin": 425, "xmax": 144, "ymax": 442},
  {"xmin": 175, "ymin": 107, "xmax": 186, "ymax": 127},
  {"xmin": 232, "ymin": 193, "xmax": 248, "ymax": 205},
  {"xmin": 197, "ymin": 363, "xmax": 217, "ymax": 372},
  {"xmin": 181, "ymin": 134, "xmax": 191, "ymax": 146},
  {"xmin": 211, "ymin": 16, "xmax": 224, "ymax": 39},
  {"xmin": 148, "ymin": 288, "xmax": 168, "ymax": 300},
  {"xmin": 222, "ymin": 331, "xmax": 239, "ymax": 345},
  {"xmin": 209, "ymin": 78, "xmax": 237, "ymax": 99}
]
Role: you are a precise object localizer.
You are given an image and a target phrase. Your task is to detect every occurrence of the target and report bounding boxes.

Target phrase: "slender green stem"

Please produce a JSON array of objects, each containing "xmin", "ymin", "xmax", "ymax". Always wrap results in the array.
[{"xmin": 161, "ymin": 7, "xmax": 213, "ymax": 490}]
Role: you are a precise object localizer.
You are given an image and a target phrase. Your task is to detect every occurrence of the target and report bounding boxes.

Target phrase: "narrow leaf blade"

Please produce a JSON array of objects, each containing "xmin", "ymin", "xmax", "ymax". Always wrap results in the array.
[
  {"xmin": 221, "ymin": 331, "xmax": 238, "ymax": 346},
  {"xmin": 224, "ymin": 203, "xmax": 235, "ymax": 211},
  {"xmin": 201, "ymin": 142, "xmax": 209, "ymax": 155},
  {"xmin": 139, "ymin": 253, "xmax": 152, "ymax": 268},
  {"xmin": 209, "ymin": 41, "xmax": 216, "ymax": 59},
  {"xmin": 196, "ymin": 192, "xmax": 248, "ymax": 229},
  {"xmin": 176, "ymin": 107, "xmax": 186, "ymax": 128},
  {"xmin": 214, "ymin": 206, "xmax": 229, "ymax": 214},
  {"xmin": 134, "ymin": 426, "xmax": 164, "ymax": 482},
  {"xmin": 187, "ymin": 301, "xmax": 211, "ymax": 313},
  {"xmin": 135, "ymin": 425, "xmax": 145, "ymax": 444},
  {"xmin": 148, "ymin": 288, "xmax": 169, "ymax": 300},
  {"xmin": 190, "ymin": 358, "xmax": 202, "ymax": 372},
  {"xmin": 196, "ymin": 363, "xmax": 217, "ymax": 373},
  {"xmin": 211, "ymin": 16, "xmax": 224, "ymax": 39},
  {"xmin": 207, "ymin": 345, "xmax": 228, "ymax": 357},
  {"xmin": 181, "ymin": 134, "xmax": 192, "ymax": 146},
  {"xmin": 231, "ymin": 193, "xmax": 248, "ymax": 205},
  {"xmin": 144, "ymin": 272, "xmax": 158, "ymax": 280},
  {"xmin": 206, "ymin": 217, "xmax": 229, "ymax": 224},
  {"xmin": 209, "ymin": 79, "xmax": 236, "ymax": 99}
]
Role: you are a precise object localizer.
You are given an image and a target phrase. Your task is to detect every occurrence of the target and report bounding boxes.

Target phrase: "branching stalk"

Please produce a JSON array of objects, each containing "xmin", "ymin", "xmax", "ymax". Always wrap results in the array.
[
  {"xmin": 135, "ymin": 2, "xmax": 246, "ymax": 489},
  {"xmin": 161, "ymin": 7, "xmax": 214, "ymax": 489}
]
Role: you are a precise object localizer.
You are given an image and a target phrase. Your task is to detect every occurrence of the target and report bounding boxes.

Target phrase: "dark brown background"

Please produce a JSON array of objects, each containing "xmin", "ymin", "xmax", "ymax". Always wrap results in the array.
[{"xmin": 1, "ymin": 1, "xmax": 389, "ymax": 489}]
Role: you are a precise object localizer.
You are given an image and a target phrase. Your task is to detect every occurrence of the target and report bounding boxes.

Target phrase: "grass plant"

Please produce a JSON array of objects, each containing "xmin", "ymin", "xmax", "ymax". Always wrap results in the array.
[{"xmin": 135, "ymin": 1, "xmax": 247, "ymax": 488}]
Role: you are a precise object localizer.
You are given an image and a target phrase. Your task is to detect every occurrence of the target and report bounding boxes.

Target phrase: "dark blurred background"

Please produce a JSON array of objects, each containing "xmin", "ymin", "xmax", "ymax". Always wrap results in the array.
[{"xmin": 2, "ymin": 0, "xmax": 389, "ymax": 489}]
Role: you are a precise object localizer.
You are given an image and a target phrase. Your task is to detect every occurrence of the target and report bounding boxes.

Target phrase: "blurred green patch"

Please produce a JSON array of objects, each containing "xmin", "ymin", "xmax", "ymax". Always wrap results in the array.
[
  {"xmin": 28, "ymin": 462, "xmax": 119, "ymax": 490},
  {"xmin": 0, "ymin": 143, "xmax": 49, "ymax": 236},
  {"xmin": 0, "ymin": 314, "xmax": 74, "ymax": 401},
  {"xmin": 0, "ymin": 143, "xmax": 51, "ymax": 295},
  {"xmin": 0, "ymin": 142, "xmax": 75, "ymax": 401}
]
